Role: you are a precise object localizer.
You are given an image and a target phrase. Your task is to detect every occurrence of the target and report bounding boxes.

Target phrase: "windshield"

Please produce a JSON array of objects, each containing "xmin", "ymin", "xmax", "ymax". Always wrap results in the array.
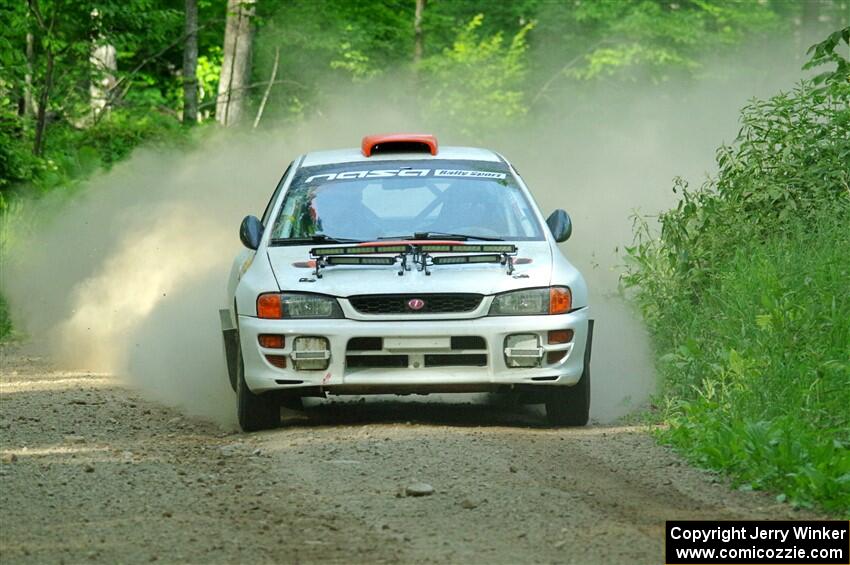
[{"xmin": 270, "ymin": 160, "xmax": 544, "ymax": 243}]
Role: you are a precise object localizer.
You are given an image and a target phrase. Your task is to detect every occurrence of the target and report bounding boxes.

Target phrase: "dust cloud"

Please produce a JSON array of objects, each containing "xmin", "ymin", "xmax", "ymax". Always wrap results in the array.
[{"xmin": 2, "ymin": 48, "xmax": 803, "ymax": 426}]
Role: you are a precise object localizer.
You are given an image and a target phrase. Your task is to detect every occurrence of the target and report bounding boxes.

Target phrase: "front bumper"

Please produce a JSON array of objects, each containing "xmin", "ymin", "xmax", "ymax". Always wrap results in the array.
[{"xmin": 232, "ymin": 309, "xmax": 590, "ymax": 394}]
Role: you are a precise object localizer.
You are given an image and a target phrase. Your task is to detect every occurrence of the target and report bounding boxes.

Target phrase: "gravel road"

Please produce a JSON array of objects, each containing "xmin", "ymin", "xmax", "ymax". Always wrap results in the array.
[{"xmin": 0, "ymin": 345, "xmax": 819, "ymax": 564}]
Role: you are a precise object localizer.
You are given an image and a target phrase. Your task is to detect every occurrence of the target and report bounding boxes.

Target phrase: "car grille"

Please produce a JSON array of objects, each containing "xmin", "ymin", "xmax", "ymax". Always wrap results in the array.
[
  {"xmin": 345, "ymin": 354, "xmax": 488, "ymax": 369},
  {"xmin": 346, "ymin": 336, "xmax": 486, "ymax": 352},
  {"xmin": 345, "ymin": 336, "xmax": 488, "ymax": 369},
  {"xmin": 348, "ymin": 293, "xmax": 483, "ymax": 315}
]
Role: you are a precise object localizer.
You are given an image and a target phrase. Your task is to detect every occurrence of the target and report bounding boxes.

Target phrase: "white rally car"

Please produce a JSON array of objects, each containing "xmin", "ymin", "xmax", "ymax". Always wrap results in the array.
[{"xmin": 221, "ymin": 133, "xmax": 593, "ymax": 431}]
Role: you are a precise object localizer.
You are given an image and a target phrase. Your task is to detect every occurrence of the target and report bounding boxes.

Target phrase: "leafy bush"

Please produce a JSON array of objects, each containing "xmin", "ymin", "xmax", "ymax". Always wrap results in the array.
[
  {"xmin": 0, "ymin": 294, "xmax": 11, "ymax": 340},
  {"xmin": 0, "ymin": 105, "xmax": 39, "ymax": 193},
  {"xmin": 624, "ymin": 29, "xmax": 850, "ymax": 513},
  {"xmin": 0, "ymin": 196, "xmax": 27, "ymax": 341}
]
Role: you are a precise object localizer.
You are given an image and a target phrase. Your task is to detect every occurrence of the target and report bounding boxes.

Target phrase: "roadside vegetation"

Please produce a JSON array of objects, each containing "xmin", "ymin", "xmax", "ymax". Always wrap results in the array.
[{"xmin": 624, "ymin": 29, "xmax": 850, "ymax": 513}]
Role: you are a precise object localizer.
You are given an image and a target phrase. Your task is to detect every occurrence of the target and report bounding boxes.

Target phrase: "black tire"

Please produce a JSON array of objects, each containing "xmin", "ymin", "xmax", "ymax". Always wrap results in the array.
[
  {"xmin": 545, "ymin": 364, "xmax": 590, "ymax": 426},
  {"xmin": 236, "ymin": 339, "xmax": 280, "ymax": 432},
  {"xmin": 546, "ymin": 320, "xmax": 594, "ymax": 426},
  {"xmin": 280, "ymin": 394, "xmax": 304, "ymax": 412}
]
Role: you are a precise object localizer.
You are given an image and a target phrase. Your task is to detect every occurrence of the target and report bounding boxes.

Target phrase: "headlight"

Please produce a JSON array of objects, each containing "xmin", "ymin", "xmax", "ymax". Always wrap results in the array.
[
  {"xmin": 257, "ymin": 293, "xmax": 343, "ymax": 319},
  {"xmin": 488, "ymin": 286, "xmax": 572, "ymax": 316}
]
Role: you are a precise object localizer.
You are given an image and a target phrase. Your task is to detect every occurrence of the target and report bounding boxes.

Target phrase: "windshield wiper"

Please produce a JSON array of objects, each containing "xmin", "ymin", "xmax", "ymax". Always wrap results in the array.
[
  {"xmin": 270, "ymin": 234, "xmax": 365, "ymax": 246},
  {"xmin": 377, "ymin": 231, "xmax": 504, "ymax": 242}
]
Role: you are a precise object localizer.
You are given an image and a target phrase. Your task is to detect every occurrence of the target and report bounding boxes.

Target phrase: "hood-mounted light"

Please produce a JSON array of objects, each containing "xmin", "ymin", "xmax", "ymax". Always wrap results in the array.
[{"xmin": 308, "ymin": 242, "xmax": 517, "ymax": 278}]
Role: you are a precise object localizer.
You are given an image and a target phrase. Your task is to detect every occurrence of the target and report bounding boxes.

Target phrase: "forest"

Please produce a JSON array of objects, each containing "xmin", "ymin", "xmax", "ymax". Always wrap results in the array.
[{"xmin": 1, "ymin": 0, "xmax": 848, "ymax": 514}]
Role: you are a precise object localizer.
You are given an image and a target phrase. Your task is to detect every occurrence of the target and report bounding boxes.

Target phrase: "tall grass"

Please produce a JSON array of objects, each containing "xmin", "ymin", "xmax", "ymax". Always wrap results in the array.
[
  {"xmin": 649, "ymin": 217, "xmax": 850, "ymax": 512},
  {"xmin": 1, "ymin": 197, "xmax": 34, "ymax": 341},
  {"xmin": 625, "ymin": 31, "xmax": 850, "ymax": 513}
]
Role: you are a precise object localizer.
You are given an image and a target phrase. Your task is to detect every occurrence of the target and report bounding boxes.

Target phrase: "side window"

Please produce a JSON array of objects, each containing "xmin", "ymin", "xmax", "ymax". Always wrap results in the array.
[
  {"xmin": 261, "ymin": 162, "xmax": 293, "ymax": 226},
  {"xmin": 505, "ymin": 187, "xmax": 537, "ymax": 237}
]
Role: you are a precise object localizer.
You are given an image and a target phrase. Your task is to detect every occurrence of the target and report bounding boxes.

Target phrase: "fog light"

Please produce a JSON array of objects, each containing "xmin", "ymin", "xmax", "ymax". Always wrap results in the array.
[
  {"xmin": 546, "ymin": 350, "xmax": 567, "ymax": 364},
  {"xmin": 504, "ymin": 334, "xmax": 542, "ymax": 368},
  {"xmin": 547, "ymin": 330, "xmax": 574, "ymax": 345},
  {"xmin": 258, "ymin": 334, "xmax": 285, "ymax": 348},
  {"xmin": 291, "ymin": 336, "xmax": 331, "ymax": 370},
  {"xmin": 265, "ymin": 354, "xmax": 287, "ymax": 368}
]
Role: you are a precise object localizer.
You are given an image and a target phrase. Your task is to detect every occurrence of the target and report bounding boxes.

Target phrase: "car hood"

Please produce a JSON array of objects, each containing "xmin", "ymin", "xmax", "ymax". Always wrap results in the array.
[{"xmin": 265, "ymin": 242, "xmax": 553, "ymax": 296}]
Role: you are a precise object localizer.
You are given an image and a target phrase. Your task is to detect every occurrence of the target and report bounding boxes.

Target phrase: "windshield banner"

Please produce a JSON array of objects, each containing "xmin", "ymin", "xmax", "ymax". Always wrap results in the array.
[{"xmin": 305, "ymin": 169, "xmax": 507, "ymax": 183}]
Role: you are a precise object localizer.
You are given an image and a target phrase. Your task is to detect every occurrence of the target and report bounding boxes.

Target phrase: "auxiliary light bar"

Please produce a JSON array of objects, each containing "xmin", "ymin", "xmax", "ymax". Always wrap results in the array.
[
  {"xmin": 432, "ymin": 254, "xmax": 503, "ymax": 265},
  {"xmin": 325, "ymin": 256, "xmax": 396, "ymax": 266},
  {"xmin": 419, "ymin": 244, "xmax": 517, "ymax": 254},
  {"xmin": 310, "ymin": 243, "xmax": 517, "ymax": 257},
  {"xmin": 308, "ymin": 242, "xmax": 519, "ymax": 278},
  {"xmin": 311, "ymin": 245, "xmax": 409, "ymax": 256}
]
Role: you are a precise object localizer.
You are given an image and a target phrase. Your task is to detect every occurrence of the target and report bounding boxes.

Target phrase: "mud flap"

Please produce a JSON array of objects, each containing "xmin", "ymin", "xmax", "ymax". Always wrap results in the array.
[
  {"xmin": 220, "ymin": 309, "xmax": 239, "ymax": 392},
  {"xmin": 585, "ymin": 319, "xmax": 594, "ymax": 370}
]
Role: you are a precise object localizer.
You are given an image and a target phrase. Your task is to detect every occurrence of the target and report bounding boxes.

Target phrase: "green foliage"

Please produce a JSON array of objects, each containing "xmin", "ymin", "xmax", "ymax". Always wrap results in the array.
[
  {"xmin": 0, "ymin": 197, "xmax": 29, "ymax": 341},
  {"xmin": 534, "ymin": 0, "xmax": 785, "ymax": 84},
  {"xmin": 0, "ymin": 108, "xmax": 39, "ymax": 192},
  {"xmin": 252, "ymin": 0, "xmax": 415, "ymax": 123},
  {"xmin": 421, "ymin": 15, "xmax": 533, "ymax": 138},
  {"xmin": 654, "ymin": 219, "xmax": 850, "ymax": 512},
  {"xmin": 0, "ymin": 294, "xmax": 12, "ymax": 341},
  {"xmin": 624, "ymin": 32, "xmax": 850, "ymax": 513},
  {"xmin": 804, "ymin": 26, "xmax": 850, "ymax": 87},
  {"xmin": 1, "ymin": 109, "xmax": 191, "ymax": 197}
]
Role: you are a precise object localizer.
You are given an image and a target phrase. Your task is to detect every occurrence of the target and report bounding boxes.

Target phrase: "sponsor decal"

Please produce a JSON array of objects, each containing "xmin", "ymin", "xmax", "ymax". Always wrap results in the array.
[
  {"xmin": 305, "ymin": 169, "xmax": 507, "ymax": 183},
  {"xmin": 434, "ymin": 169, "xmax": 506, "ymax": 179}
]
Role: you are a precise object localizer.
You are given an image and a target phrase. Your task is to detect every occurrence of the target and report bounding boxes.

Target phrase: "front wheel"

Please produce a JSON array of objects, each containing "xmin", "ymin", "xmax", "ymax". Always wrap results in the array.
[
  {"xmin": 236, "ymin": 339, "xmax": 280, "ymax": 432},
  {"xmin": 544, "ymin": 365, "xmax": 590, "ymax": 426},
  {"xmin": 546, "ymin": 319, "xmax": 593, "ymax": 427}
]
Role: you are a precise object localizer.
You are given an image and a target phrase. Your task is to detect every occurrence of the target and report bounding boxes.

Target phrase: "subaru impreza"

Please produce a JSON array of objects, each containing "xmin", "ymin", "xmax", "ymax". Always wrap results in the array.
[{"xmin": 221, "ymin": 133, "xmax": 593, "ymax": 431}]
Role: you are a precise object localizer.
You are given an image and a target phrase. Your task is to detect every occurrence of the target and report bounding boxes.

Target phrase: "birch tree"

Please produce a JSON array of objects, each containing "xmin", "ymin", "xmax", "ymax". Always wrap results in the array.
[
  {"xmin": 413, "ymin": 0, "xmax": 426, "ymax": 64},
  {"xmin": 89, "ymin": 42, "xmax": 117, "ymax": 118},
  {"xmin": 216, "ymin": 0, "xmax": 255, "ymax": 127}
]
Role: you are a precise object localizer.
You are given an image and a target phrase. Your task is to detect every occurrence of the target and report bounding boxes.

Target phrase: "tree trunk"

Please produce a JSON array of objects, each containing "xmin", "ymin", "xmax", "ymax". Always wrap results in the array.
[
  {"xmin": 413, "ymin": 0, "xmax": 426, "ymax": 64},
  {"xmin": 90, "ymin": 43, "xmax": 117, "ymax": 118},
  {"xmin": 33, "ymin": 47, "xmax": 54, "ymax": 156},
  {"xmin": 216, "ymin": 0, "xmax": 256, "ymax": 127},
  {"xmin": 23, "ymin": 30, "xmax": 35, "ymax": 116},
  {"xmin": 182, "ymin": 0, "xmax": 199, "ymax": 124}
]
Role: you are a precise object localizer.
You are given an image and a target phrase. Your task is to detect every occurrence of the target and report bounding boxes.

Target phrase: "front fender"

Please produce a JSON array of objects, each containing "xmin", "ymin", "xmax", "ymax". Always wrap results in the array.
[{"xmin": 234, "ymin": 250, "xmax": 280, "ymax": 317}]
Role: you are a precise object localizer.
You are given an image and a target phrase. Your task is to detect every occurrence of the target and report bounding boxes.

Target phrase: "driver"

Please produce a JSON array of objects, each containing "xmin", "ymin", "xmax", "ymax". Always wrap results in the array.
[
  {"xmin": 433, "ymin": 183, "xmax": 506, "ymax": 235},
  {"xmin": 311, "ymin": 183, "xmax": 378, "ymax": 241}
]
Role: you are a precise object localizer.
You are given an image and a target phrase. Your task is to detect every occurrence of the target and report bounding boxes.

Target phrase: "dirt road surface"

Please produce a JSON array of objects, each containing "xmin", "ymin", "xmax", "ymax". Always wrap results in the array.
[{"xmin": 1, "ymin": 345, "xmax": 818, "ymax": 564}]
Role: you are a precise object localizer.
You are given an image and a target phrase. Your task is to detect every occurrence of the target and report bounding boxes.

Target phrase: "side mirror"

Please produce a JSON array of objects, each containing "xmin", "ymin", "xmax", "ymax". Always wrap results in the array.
[
  {"xmin": 239, "ymin": 215, "xmax": 263, "ymax": 250},
  {"xmin": 546, "ymin": 209, "xmax": 572, "ymax": 243}
]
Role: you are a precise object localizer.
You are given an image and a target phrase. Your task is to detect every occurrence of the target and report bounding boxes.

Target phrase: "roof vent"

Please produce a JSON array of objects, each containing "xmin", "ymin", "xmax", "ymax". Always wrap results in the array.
[{"xmin": 361, "ymin": 133, "xmax": 438, "ymax": 157}]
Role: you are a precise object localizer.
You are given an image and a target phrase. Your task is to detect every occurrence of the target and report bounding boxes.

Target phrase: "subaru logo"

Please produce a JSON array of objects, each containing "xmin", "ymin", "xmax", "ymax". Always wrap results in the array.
[{"xmin": 407, "ymin": 298, "xmax": 426, "ymax": 311}]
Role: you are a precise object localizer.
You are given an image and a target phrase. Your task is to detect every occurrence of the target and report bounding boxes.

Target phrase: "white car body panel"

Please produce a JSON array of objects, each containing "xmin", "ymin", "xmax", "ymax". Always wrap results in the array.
[{"xmin": 224, "ymin": 144, "xmax": 591, "ymax": 397}]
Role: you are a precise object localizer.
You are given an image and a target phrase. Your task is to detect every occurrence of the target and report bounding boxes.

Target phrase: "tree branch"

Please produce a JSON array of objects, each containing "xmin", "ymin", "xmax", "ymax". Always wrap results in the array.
[
  {"xmin": 530, "ymin": 40, "xmax": 608, "ymax": 109},
  {"xmin": 253, "ymin": 46, "xmax": 280, "ymax": 128},
  {"xmin": 97, "ymin": 21, "xmax": 213, "ymax": 117},
  {"xmin": 197, "ymin": 78, "xmax": 307, "ymax": 111}
]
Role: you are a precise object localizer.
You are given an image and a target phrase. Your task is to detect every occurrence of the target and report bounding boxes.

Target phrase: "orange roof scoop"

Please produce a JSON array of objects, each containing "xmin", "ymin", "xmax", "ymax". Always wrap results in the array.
[{"xmin": 361, "ymin": 133, "xmax": 438, "ymax": 157}]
